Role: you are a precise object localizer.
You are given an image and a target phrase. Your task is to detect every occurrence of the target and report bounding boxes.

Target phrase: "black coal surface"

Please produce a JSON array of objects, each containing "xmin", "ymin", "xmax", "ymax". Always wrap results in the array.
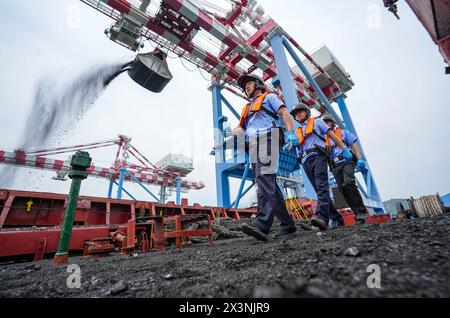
[{"xmin": 0, "ymin": 215, "xmax": 449, "ymax": 298}]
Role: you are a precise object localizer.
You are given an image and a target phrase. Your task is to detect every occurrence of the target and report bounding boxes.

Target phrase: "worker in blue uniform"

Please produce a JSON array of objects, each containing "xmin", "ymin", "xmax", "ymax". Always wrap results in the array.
[
  {"xmin": 322, "ymin": 115, "xmax": 368, "ymax": 224},
  {"xmin": 232, "ymin": 74, "xmax": 298, "ymax": 241},
  {"xmin": 288, "ymin": 103, "xmax": 353, "ymax": 231}
]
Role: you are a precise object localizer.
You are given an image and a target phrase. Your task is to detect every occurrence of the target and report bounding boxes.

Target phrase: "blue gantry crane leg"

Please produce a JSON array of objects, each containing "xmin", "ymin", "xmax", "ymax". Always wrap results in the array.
[
  {"xmin": 233, "ymin": 158, "xmax": 251, "ymax": 208},
  {"xmin": 212, "ymin": 32, "xmax": 384, "ymax": 213},
  {"xmin": 116, "ymin": 167, "xmax": 126, "ymax": 200},
  {"xmin": 112, "ymin": 180, "xmax": 137, "ymax": 201},
  {"xmin": 107, "ymin": 179, "xmax": 114, "ymax": 199},
  {"xmin": 176, "ymin": 176, "xmax": 182, "ymax": 205},
  {"xmin": 271, "ymin": 30, "xmax": 385, "ymax": 213},
  {"xmin": 107, "ymin": 177, "xmax": 137, "ymax": 201},
  {"xmin": 112, "ymin": 167, "xmax": 162, "ymax": 203},
  {"xmin": 212, "ymin": 85, "xmax": 232, "ymax": 208},
  {"xmin": 335, "ymin": 93, "xmax": 385, "ymax": 213},
  {"xmin": 269, "ymin": 32, "xmax": 317, "ymax": 200},
  {"xmin": 211, "ymin": 85, "xmax": 256, "ymax": 208}
]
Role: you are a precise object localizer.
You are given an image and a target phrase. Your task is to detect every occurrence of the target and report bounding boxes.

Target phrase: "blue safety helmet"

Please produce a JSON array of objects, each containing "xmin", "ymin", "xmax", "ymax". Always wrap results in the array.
[
  {"xmin": 322, "ymin": 115, "xmax": 335, "ymax": 123},
  {"xmin": 237, "ymin": 74, "xmax": 265, "ymax": 94},
  {"xmin": 290, "ymin": 103, "xmax": 311, "ymax": 120}
]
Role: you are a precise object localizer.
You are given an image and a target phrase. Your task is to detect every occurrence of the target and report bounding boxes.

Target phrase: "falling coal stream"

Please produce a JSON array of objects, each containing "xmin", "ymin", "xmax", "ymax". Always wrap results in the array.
[
  {"xmin": 1, "ymin": 50, "xmax": 173, "ymax": 186},
  {"xmin": 21, "ymin": 61, "xmax": 131, "ymax": 149},
  {"xmin": 0, "ymin": 61, "xmax": 131, "ymax": 185}
]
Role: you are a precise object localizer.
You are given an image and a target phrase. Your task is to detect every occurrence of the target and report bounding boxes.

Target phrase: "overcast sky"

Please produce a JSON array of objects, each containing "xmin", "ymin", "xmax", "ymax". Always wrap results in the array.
[{"xmin": 0, "ymin": 0, "xmax": 449, "ymax": 206}]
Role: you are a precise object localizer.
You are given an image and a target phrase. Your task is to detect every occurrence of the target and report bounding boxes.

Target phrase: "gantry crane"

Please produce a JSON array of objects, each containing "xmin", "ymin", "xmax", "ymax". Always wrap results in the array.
[{"xmin": 79, "ymin": 0, "xmax": 385, "ymax": 212}]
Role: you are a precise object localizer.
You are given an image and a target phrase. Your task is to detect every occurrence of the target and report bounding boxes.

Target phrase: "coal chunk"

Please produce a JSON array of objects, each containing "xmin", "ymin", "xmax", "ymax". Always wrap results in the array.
[
  {"xmin": 110, "ymin": 280, "xmax": 129, "ymax": 295},
  {"xmin": 344, "ymin": 247, "xmax": 361, "ymax": 257}
]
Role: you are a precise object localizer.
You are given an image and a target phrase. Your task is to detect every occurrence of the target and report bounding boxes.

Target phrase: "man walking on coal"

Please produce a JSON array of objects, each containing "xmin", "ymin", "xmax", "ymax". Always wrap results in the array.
[
  {"xmin": 231, "ymin": 74, "xmax": 298, "ymax": 241},
  {"xmin": 288, "ymin": 104, "xmax": 352, "ymax": 231},
  {"xmin": 322, "ymin": 115, "xmax": 368, "ymax": 224}
]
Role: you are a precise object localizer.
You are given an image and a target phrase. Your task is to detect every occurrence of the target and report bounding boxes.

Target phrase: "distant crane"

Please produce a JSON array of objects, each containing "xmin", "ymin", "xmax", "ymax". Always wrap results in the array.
[{"xmin": 0, "ymin": 135, "xmax": 204, "ymax": 204}]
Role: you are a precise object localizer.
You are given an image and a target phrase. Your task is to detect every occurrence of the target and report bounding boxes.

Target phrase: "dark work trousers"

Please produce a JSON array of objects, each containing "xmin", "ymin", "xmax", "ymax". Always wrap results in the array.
[
  {"xmin": 248, "ymin": 131, "xmax": 296, "ymax": 234},
  {"xmin": 302, "ymin": 154, "xmax": 342, "ymax": 223},
  {"xmin": 332, "ymin": 161, "xmax": 367, "ymax": 215}
]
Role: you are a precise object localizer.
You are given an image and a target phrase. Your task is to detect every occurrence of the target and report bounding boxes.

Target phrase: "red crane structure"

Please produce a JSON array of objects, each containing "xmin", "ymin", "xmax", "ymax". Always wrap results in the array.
[{"xmin": 0, "ymin": 135, "xmax": 205, "ymax": 203}]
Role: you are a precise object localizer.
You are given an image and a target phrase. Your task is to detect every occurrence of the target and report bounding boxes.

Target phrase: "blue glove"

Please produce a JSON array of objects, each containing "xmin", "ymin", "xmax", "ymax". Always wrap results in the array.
[
  {"xmin": 282, "ymin": 143, "xmax": 291, "ymax": 152},
  {"xmin": 223, "ymin": 126, "xmax": 232, "ymax": 138},
  {"xmin": 357, "ymin": 158, "xmax": 366, "ymax": 171},
  {"xmin": 285, "ymin": 130, "xmax": 300, "ymax": 149},
  {"xmin": 342, "ymin": 148, "xmax": 353, "ymax": 161}
]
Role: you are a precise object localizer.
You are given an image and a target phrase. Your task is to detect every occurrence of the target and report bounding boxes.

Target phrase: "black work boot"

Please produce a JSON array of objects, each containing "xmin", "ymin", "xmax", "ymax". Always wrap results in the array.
[
  {"xmin": 329, "ymin": 217, "xmax": 345, "ymax": 230},
  {"xmin": 274, "ymin": 227, "xmax": 297, "ymax": 240},
  {"xmin": 355, "ymin": 214, "xmax": 367, "ymax": 225},
  {"xmin": 310, "ymin": 215, "xmax": 328, "ymax": 231},
  {"xmin": 355, "ymin": 210, "xmax": 368, "ymax": 225},
  {"xmin": 241, "ymin": 223, "xmax": 269, "ymax": 241}
]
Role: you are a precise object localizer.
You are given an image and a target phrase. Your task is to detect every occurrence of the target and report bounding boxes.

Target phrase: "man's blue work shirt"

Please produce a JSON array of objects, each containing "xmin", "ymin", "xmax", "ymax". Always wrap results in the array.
[
  {"xmin": 243, "ymin": 93, "xmax": 285, "ymax": 140},
  {"xmin": 298, "ymin": 118, "xmax": 330, "ymax": 163},
  {"xmin": 329, "ymin": 129, "xmax": 358, "ymax": 164}
]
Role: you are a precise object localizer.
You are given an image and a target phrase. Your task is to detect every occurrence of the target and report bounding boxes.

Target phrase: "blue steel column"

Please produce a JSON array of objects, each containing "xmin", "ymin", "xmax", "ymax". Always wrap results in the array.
[
  {"xmin": 116, "ymin": 167, "xmax": 126, "ymax": 199},
  {"xmin": 112, "ymin": 180, "xmax": 137, "ymax": 201},
  {"xmin": 335, "ymin": 93, "xmax": 384, "ymax": 212},
  {"xmin": 281, "ymin": 37, "xmax": 345, "ymax": 128},
  {"xmin": 276, "ymin": 33, "xmax": 384, "ymax": 212},
  {"xmin": 107, "ymin": 179, "xmax": 114, "ymax": 199},
  {"xmin": 160, "ymin": 186, "xmax": 166, "ymax": 203},
  {"xmin": 281, "ymin": 35, "xmax": 384, "ymax": 212},
  {"xmin": 233, "ymin": 158, "xmax": 250, "ymax": 208},
  {"xmin": 124, "ymin": 169, "xmax": 161, "ymax": 202},
  {"xmin": 269, "ymin": 32, "xmax": 316, "ymax": 199},
  {"xmin": 176, "ymin": 176, "xmax": 181, "ymax": 205},
  {"xmin": 212, "ymin": 85, "xmax": 231, "ymax": 208}
]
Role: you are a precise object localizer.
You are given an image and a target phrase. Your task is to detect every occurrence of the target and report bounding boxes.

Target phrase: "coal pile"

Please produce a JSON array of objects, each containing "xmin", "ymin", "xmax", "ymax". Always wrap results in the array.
[{"xmin": 0, "ymin": 214, "xmax": 449, "ymax": 298}]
